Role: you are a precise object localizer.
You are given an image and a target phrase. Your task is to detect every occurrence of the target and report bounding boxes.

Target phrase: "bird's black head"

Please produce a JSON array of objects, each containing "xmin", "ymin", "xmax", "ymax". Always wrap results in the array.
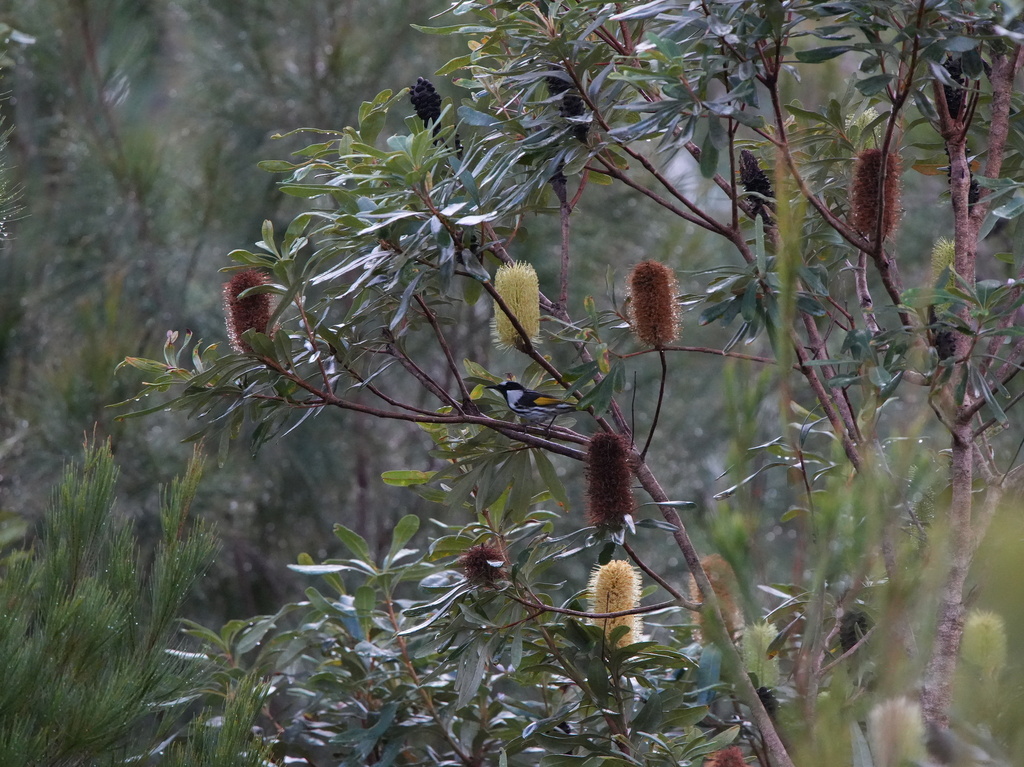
[{"xmin": 486, "ymin": 381, "xmax": 524, "ymax": 393}]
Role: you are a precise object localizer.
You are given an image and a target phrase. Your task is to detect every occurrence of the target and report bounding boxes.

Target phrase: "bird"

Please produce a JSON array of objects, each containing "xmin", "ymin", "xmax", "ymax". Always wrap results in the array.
[{"xmin": 485, "ymin": 381, "xmax": 577, "ymax": 424}]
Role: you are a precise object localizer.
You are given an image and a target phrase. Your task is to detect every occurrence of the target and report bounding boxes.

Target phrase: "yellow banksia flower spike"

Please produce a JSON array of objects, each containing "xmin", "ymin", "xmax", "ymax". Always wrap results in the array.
[
  {"xmin": 588, "ymin": 559, "xmax": 642, "ymax": 647},
  {"xmin": 930, "ymin": 237, "xmax": 956, "ymax": 289},
  {"xmin": 493, "ymin": 261, "xmax": 540, "ymax": 351},
  {"xmin": 742, "ymin": 621, "xmax": 780, "ymax": 688},
  {"xmin": 961, "ymin": 609, "xmax": 1007, "ymax": 678},
  {"xmin": 223, "ymin": 269, "xmax": 273, "ymax": 354},
  {"xmin": 627, "ymin": 260, "xmax": 680, "ymax": 348}
]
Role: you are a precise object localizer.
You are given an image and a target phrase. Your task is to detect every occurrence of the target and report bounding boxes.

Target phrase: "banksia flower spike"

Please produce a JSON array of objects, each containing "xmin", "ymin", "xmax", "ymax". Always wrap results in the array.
[
  {"xmin": 493, "ymin": 261, "xmax": 540, "ymax": 351},
  {"xmin": 223, "ymin": 269, "xmax": 273, "ymax": 354},
  {"xmin": 739, "ymin": 149, "xmax": 774, "ymax": 221},
  {"xmin": 930, "ymin": 237, "xmax": 956, "ymax": 289},
  {"xmin": 409, "ymin": 77, "xmax": 442, "ymax": 127},
  {"xmin": 929, "ymin": 238, "xmax": 958, "ymax": 360},
  {"xmin": 459, "ymin": 542, "xmax": 508, "ymax": 586},
  {"xmin": 689, "ymin": 554, "xmax": 744, "ymax": 643},
  {"xmin": 850, "ymin": 148, "xmax": 902, "ymax": 240},
  {"xmin": 867, "ymin": 697, "xmax": 926, "ymax": 767},
  {"xmin": 961, "ymin": 609, "xmax": 1007, "ymax": 678},
  {"xmin": 588, "ymin": 560, "xmax": 642, "ymax": 647},
  {"xmin": 742, "ymin": 621, "xmax": 780, "ymax": 688},
  {"xmin": 585, "ymin": 432, "xmax": 635, "ymax": 530},
  {"xmin": 704, "ymin": 746, "xmax": 746, "ymax": 767},
  {"xmin": 627, "ymin": 260, "xmax": 680, "ymax": 348}
]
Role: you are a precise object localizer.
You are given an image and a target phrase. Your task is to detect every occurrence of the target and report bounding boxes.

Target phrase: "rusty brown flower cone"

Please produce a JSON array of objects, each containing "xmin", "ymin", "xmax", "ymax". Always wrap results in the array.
[
  {"xmin": 585, "ymin": 432, "xmax": 635, "ymax": 529},
  {"xmin": 704, "ymin": 746, "xmax": 746, "ymax": 767},
  {"xmin": 689, "ymin": 554, "xmax": 744, "ymax": 643},
  {"xmin": 223, "ymin": 269, "xmax": 273, "ymax": 354},
  {"xmin": 627, "ymin": 260, "xmax": 680, "ymax": 348},
  {"xmin": 850, "ymin": 148, "xmax": 902, "ymax": 240},
  {"xmin": 459, "ymin": 542, "xmax": 507, "ymax": 585}
]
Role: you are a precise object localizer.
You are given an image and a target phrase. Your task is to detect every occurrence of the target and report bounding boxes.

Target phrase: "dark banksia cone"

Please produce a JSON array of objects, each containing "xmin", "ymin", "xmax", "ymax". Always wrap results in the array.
[
  {"xmin": 409, "ymin": 77, "xmax": 442, "ymax": 126},
  {"xmin": 739, "ymin": 149, "xmax": 774, "ymax": 220}
]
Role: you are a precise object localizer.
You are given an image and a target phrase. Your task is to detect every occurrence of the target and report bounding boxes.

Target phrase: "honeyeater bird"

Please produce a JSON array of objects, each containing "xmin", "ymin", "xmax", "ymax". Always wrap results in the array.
[{"xmin": 486, "ymin": 381, "xmax": 577, "ymax": 424}]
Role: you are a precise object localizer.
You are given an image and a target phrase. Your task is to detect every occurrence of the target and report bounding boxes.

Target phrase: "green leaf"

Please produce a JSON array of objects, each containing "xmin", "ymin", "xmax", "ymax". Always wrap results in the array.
[
  {"xmin": 458, "ymin": 106, "xmax": 499, "ymax": 127},
  {"xmin": 856, "ymin": 73, "xmax": 894, "ymax": 96},
  {"xmin": 386, "ymin": 515, "xmax": 420, "ymax": 566},
  {"xmin": 993, "ymin": 197, "xmax": 1024, "ymax": 219},
  {"xmin": 381, "ymin": 470, "xmax": 433, "ymax": 486},
  {"xmin": 576, "ymin": 362, "xmax": 625, "ymax": 416},
  {"xmin": 355, "ymin": 585, "xmax": 376, "ymax": 619},
  {"xmin": 795, "ymin": 46, "xmax": 854, "ymax": 62},
  {"xmin": 631, "ymin": 690, "xmax": 664, "ymax": 733},
  {"xmin": 334, "ymin": 524, "xmax": 372, "ymax": 561},
  {"xmin": 943, "ymin": 36, "xmax": 978, "ymax": 53},
  {"xmin": 534, "ymin": 450, "xmax": 570, "ymax": 510}
]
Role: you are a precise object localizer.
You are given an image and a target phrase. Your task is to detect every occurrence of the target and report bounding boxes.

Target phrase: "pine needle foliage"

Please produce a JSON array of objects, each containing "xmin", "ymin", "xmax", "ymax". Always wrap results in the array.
[{"xmin": 0, "ymin": 441, "xmax": 220, "ymax": 765}]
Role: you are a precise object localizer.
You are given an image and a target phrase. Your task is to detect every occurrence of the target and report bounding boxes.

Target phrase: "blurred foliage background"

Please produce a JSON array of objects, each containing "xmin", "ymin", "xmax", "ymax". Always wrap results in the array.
[{"xmin": 0, "ymin": 0, "xmax": 986, "ymax": 630}]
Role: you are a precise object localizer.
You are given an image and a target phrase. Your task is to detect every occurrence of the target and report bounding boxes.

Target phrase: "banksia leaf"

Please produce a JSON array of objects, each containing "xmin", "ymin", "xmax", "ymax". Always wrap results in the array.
[
  {"xmin": 961, "ymin": 609, "xmax": 1007, "ymax": 677},
  {"xmin": 585, "ymin": 433, "xmax": 635, "ymax": 529},
  {"xmin": 742, "ymin": 621, "xmax": 780, "ymax": 687},
  {"xmin": 223, "ymin": 269, "xmax": 273, "ymax": 354},
  {"xmin": 409, "ymin": 77, "xmax": 442, "ymax": 126},
  {"xmin": 689, "ymin": 554, "xmax": 744, "ymax": 643},
  {"xmin": 867, "ymin": 697, "xmax": 925, "ymax": 767},
  {"xmin": 459, "ymin": 542, "xmax": 508, "ymax": 585},
  {"xmin": 850, "ymin": 149, "xmax": 902, "ymax": 240},
  {"xmin": 493, "ymin": 261, "xmax": 540, "ymax": 351},
  {"xmin": 627, "ymin": 260, "xmax": 680, "ymax": 348},
  {"xmin": 704, "ymin": 746, "xmax": 745, "ymax": 767},
  {"xmin": 588, "ymin": 559, "xmax": 642, "ymax": 647},
  {"xmin": 739, "ymin": 149, "xmax": 774, "ymax": 220}
]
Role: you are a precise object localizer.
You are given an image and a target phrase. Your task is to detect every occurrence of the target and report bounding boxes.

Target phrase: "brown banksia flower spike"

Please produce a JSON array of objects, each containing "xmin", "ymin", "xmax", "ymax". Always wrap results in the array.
[
  {"xmin": 409, "ymin": 77, "xmax": 442, "ymax": 128},
  {"xmin": 689, "ymin": 554, "xmax": 744, "ymax": 643},
  {"xmin": 585, "ymin": 432, "xmax": 635, "ymax": 529},
  {"xmin": 459, "ymin": 542, "xmax": 508, "ymax": 585},
  {"xmin": 850, "ymin": 148, "xmax": 902, "ymax": 240},
  {"xmin": 739, "ymin": 149, "xmax": 774, "ymax": 220},
  {"xmin": 627, "ymin": 260, "xmax": 680, "ymax": 348},
  {"xmin": 588, "ymin": 559, "xmax": 642, "ymax": 647},
  {"xmin": 704, "ymin": 746, "xmax": 746, "ymax": 767},
  {"xmin": 223, "ymin": 269, "xmax": 273, "ymax": 354},
  {"xmin": 493, "ymin": 261, "xmax": 540, "ymax": 351}
]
